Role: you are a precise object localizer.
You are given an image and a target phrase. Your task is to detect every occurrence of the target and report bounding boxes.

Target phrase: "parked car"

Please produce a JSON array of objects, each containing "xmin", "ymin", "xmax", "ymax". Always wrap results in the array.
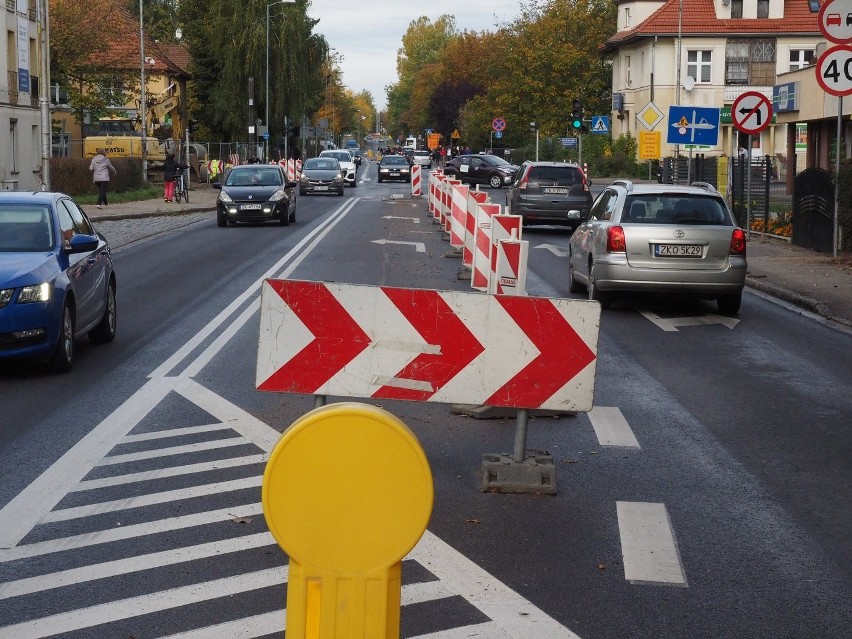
[
  {"xmin": 567, "ymin": 180, "xmax": 747, "ymax": 315},
  {"xmin": 411, "ymin": 149, "xmax": 432, "ymax": 169},
  {"xmin": 443, "ymin": 154, "xmax": 519, "ymax": 188},
  {"xmin": 507, "ymin": 161, "xmax": 592, "ymax": 230},
  {"xmin": 0, "ymin": 191, "xmax": 117, "ymax": 372},
  {"xmin": 377, "ymin": 154, "xmax": 412, "ymax": 182},
  {"xmin": 214, "ymin": 165, "xmax": 297, "ymax": 227},
  {"xmin": 298, "ymin": 157, "xmax": 346, "ymax": 196},
  {"xmin": 320, "ymin": 149, "xmax": 358, "ymax": 187}
]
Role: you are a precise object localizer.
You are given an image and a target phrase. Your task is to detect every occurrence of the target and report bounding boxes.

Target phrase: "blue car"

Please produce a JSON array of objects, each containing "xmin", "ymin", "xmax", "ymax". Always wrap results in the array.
[{"xmin": 0, "ymin": 192, "xmax": 117, "ymax": 372}]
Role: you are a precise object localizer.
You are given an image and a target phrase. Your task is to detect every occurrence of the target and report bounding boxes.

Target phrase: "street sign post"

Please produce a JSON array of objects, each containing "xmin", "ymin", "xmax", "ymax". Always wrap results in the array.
[
  {"xmin": 731, "ymin": 91, "xmax": 773, "ymax": 135},
  {"xmin": 666, "ymin": 106, "xmax": 720, "ymax": 146}
]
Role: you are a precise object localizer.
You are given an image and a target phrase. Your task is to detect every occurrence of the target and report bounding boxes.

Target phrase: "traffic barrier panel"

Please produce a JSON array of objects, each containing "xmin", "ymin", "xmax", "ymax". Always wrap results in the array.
[
  {"xmin": 443, "ymin": 179, "xmax": 461, "ymax": 235},
  {"xmin": 471, "ymin": 203, "xmax": 502, "ymax": 291},
  {"xmin": 449, "ymin": 183, "xmax": 469, "ymax": 249},
  {"xmin": 494, "ymin": 238, "xmax": 529, "ymax": 295},
  {"xmin": 464, "ymin": 190, "xmax": 489, "ymax": 268},
  {"xmin": 488, "ymin": 215, "xmax": 523, "ymax": 294},
  {"xmin": 263, "ymin": 403, "xmax": 432, "ymax": 639},
  {"xmin": 411, "ymin": 164, "xmax": 422, "ymax": 197},
  {"xmin": 429, "ymin": 170, "xmax": 443, "ymax": 219}
]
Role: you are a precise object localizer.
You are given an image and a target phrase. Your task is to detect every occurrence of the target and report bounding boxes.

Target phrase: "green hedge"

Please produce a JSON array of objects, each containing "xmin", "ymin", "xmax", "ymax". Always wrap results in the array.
[{"xmin": 48, "ymin": 157, "xmax": 146, "ymax": 197}]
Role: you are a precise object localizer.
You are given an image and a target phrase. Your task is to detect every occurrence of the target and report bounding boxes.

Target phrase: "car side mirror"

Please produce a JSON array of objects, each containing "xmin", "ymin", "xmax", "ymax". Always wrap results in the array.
[
  {"xmin": 213, "ymin": 182, "xmax": 222, "ymax": 189},
  {"xmin": 286, "ymin": 181, "xmax": 298, "ymax": 189},
  {"xmin": 66, "ymin": 233, "xmax": 99, "ymax": 254}
]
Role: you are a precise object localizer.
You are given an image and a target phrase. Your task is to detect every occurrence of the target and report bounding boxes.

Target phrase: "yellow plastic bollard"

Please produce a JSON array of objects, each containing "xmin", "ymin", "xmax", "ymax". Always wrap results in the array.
[{"xmin": 262, "ymin": 402, "xmax": 433, "ymax": 638}]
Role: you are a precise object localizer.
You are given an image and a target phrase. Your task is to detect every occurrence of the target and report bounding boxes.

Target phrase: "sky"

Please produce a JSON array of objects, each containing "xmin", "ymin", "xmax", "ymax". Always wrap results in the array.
[{"xmin": 307, "ymin": 1, "xmax": 523, "ymax": 112}]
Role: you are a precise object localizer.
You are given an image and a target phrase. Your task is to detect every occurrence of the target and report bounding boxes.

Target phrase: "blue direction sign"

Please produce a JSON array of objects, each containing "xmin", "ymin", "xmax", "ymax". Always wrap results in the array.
[
  {"xmin": 591, "ymin": 116, "xmax": 610, "ymax": 134},
  {"xmin": 560, "ymin": 137, "xmax": 578, "ymax": 148},
  {"xmin": 666, "ymin": 106, "xmax": 720, "ymax": 146}
]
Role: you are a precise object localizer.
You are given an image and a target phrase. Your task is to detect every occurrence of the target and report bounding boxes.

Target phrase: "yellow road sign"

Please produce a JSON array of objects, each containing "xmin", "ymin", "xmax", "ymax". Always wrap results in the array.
[
  {"xmin": 451, "ymin": 129, "xmax": 461, "ymax": 139},
  {"xmin": 263, "ymin": 402, "xmax": 433, "ymax": 638},
  {"xmin": 639, "ymin": 130, "xmax": 661, "ymax": 160}
]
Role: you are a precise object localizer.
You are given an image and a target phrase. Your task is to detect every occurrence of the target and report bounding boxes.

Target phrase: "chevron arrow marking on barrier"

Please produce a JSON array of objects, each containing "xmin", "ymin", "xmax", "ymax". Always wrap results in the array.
[
  {"xmin": 257, "ymin": 280, "xmax": 371, "ymax": 393},
  {"xmin": 372, "ymin": 288, "xmax": 485, "ymax": 401},
  {"xmin": 485, "ymin": 296, "xmax": 596, "ymax": 408}
]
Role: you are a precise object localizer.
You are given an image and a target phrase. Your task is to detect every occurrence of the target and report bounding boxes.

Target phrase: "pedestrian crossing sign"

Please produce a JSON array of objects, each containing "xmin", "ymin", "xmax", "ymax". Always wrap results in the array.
[{"xmin": 591, "ymin": 116, "xmax": 609, "ymax": 134}]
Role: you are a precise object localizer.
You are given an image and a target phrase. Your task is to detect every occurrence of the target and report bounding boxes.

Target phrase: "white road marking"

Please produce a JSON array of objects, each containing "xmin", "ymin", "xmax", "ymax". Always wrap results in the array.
[
  {"xmin": 43, "ymin": 476, "xmax": 262, "ymax": 523},
  {"xmin": 74, "ymin": 454, "xmax": 267, "ymax": 491},
  {"xmin": 96, "ymin": 436, "xmax": 249, "ymax": 465},
  {"xmin": 588, "ymin": 406, "xmax": 641, "ymax": 448},
  {"xmin": 535, "ymin": 243, "xmax": 569, "ymax": 257},
  {"xmin": 371, "ymin": 238, "xmax": 426, "ymax": 252},
  {"xmin": 155, "ymin": 611, "xmax": 286, "ymax": 639},
  {"xmin": 616, "ymin": 501, "xmax": 687, "ymax": 586},
  {"xmin": 0, "ymin": 532, "xmax": 276, "ymax": 599},
  {"xmin": 120, "ymin": 423, "xmax": 234, "ymax": 442},
  {"xmin": 0, "ymin": 505, "xmax": 265, "ymax": 562},
  {"xmin": 410, "ymin": 623, "xmax": 507, "ymax": 639},
  {"xmin": 639, "ymin": 310, "xmax": 740, "ymax": 331},
  {"xmin": 382, "ymin": 215, "xmax": 421, "ymax": 222}
]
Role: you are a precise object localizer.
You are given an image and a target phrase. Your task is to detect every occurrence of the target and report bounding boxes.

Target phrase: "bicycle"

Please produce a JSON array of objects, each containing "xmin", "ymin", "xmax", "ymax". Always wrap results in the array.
[{"xmin": 173, "ymin": 168, "xmax": 189, "ymax": 203}]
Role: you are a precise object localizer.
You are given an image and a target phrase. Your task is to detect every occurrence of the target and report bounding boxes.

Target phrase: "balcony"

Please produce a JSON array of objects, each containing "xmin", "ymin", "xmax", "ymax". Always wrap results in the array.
[{"xmin": 725, "ymin": 85, "xmax": 773, "ymax": 102}]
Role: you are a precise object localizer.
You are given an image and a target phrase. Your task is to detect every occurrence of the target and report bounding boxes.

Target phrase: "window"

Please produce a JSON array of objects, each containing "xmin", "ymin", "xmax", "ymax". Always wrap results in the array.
[
  {"xmin": 624, "ymin": 7, "xmax": 630, "ymax": 28},
  {"xmin": 789, "ymin": 49, "xmax": 814, "ymax": 70},
  {"xmin": 726, "ymin": 39, "xmax": 775, "ymax": 85},
  {"xmin": 731, "ymin": 0, "xmax": 743, "ymax": 19},
  {"xmin": 757, "ymin": 0, "xmax": 769, "ymax": 18},
  {"xmin": 687, "ymin": 50, "xmax": 712, "ymax": 83},
  {"xmin": 10, "ymin": 119, "xmax": 18, "ymax": 174},
  {"xmin": 626, "ymin": 55, "xmax": 632, "ymax": 86}
]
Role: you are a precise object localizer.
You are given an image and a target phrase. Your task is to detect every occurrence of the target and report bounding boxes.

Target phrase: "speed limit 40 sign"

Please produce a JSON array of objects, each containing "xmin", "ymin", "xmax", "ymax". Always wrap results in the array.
[{"xmin": 816, "ymin": 44, "xmax": 852, "ymax": 96}]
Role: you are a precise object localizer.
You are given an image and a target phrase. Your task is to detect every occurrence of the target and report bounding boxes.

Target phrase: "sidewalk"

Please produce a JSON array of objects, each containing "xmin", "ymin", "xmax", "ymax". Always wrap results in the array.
[{"xmin": 87, "ymin": 184, "xmax": 852, "ymax": 330}]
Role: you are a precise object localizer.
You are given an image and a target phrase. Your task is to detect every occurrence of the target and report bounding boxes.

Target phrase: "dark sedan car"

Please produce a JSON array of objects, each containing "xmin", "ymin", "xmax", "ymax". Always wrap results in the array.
[
  {"xmin": 215, "ymin": 165, "xmax": 297, "ymax": 227},
  {"xmin": 443, "ymin": 154, "xmax": 519, "ymax": 188},
  {"xmin": 377, "ymin": 154, "xmax": 412, "ymax": 182},
  {"xmin": 506, "ymin": 161, "xmax": 593, "ymax": 229},
  {"xmin": 298, "ymin": 157, "xmax": 346, "ymax": 196},
  {"xmin": 0, "ymin": 192, "xmax": 117, "ymax": 372}
]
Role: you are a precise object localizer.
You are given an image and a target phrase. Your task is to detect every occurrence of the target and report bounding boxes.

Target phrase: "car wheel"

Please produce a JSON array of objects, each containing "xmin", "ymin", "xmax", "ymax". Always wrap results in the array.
[
  {"xmin": 568, "ymin": 252, "xmax": 585, "ymax": 295},
  {"xmin": 90, "ymin": 279, "xmax": 117, "ymax": 343},
  {"xmin": 299, "ymin": 188, "xmax": 306, "ymax": 196},
  {"xmin": 50, "ymin": 302, "xmax": 74, "ymax": 373},
  {"xmin": 289, "ymin": 202, "xmax": 296, "ymax": 223},
  {"xmin": 338, "ymin": 187, "xmax": 344, "ymax": 196},
  {"xmin": 717, "ymin": 293, "xmax": 742, "ymax": 316},
  {"xmin": 378, "ymin": 177, "xmax": 383, "ymax": 183},
  {"xmin": 489, "ymin": 174, "xmax": 503, "ymax": 189},
  {"xmin": 588, "ymin": 261, "xmax": 612, "ymax": 309}
]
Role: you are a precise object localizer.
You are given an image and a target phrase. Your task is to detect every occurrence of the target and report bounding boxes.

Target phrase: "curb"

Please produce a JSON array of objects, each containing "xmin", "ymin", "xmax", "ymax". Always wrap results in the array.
[{"xmin": 745, "ymin": 276, "xmax": 852, "ymax": 328}]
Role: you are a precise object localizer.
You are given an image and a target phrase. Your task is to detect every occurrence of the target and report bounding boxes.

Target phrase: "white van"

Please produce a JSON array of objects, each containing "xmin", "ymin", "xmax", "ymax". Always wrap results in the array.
[{"xmin": 404, "ymin": 136, "xmax": 417, "ymax": 151}]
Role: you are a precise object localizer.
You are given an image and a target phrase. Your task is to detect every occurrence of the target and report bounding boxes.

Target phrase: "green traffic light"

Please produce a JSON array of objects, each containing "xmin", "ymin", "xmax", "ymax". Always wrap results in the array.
[{"xmin": 572, "ymin": 119, "xmax": 582, "ymax": 129}]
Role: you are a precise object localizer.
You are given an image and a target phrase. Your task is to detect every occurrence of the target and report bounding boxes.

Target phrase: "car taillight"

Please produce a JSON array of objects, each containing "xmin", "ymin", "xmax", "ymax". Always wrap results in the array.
[
  {"xmin": 729, "ymin": 228, "xmax": 747, "ymax": 255},
  {"xmin": 606, "ymin": 226, "xmax": 626, "ymax": 253},
  {"xmin": 518, "ymin": 168, "xmax": 530, "ymax": 190},
  {"xmin": 581, "ymin": 172, "xmax": 589, "ymax": 192}
]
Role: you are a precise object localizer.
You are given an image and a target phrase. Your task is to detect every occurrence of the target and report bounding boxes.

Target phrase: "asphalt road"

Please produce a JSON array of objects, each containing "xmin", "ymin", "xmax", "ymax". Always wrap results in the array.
[{"xmin": 0, "ymin": 164, "xmax": 849, "ymax": 639}]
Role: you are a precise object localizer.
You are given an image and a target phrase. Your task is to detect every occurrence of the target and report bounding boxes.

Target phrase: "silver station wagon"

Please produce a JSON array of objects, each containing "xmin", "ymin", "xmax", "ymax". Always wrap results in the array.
[{"xmin": 567, "ymin": 180, "xmax": 747, "ymax": 315}]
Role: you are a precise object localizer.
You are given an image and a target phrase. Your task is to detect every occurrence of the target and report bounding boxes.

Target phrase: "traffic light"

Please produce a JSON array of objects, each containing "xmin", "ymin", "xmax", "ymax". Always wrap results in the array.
[{"xmin": 571, "ymin": 98, "xmax": 583, "ymax": 130}]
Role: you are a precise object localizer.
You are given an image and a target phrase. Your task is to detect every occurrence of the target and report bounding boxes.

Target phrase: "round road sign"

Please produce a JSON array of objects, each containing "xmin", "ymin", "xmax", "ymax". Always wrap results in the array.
[
  {"xmin": 492, "ymin": 117, "xmax": 506, "ymax": 132},
  {"xmin": 819, "ymin": 0, "xmax": 852, "ymax": 44},
  {"xmin": 731, "ymin": 91, "xmax": 773, "ymax": 135},
  {"xmin": 816, "ymin": 44, "xmax": 852, "ymax": 96}
]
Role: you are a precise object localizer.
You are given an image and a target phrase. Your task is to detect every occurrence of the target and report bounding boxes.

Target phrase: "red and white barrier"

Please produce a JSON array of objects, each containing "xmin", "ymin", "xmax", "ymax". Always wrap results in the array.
[
  {"xmin": 428, "ymin": 170, "xmax": 443, "ymax": 218},
  {"xmin": 494, "ymin": 237, "xmax": 529, "ymax": 295},
  {"xmin": 471, "ymin": 203, "xmax": 502, "ymax": 291},
  {"xmin": 411, "ymin": 164, "xmax": 422, "ymax": 197},
  {"xmin": 449, "ymin": 183, "xmax": 469, "ymax": 249},
  {"xmin": 488, "ymin": 215, "xmax": 524, "ymax": 294},
  {"xmin": 464, "ymin": 190, "xmax": 489, "ymax": 268},
  {"xmin": 442, "ymin": 179, "xmax": 460, "ymax": 234}
]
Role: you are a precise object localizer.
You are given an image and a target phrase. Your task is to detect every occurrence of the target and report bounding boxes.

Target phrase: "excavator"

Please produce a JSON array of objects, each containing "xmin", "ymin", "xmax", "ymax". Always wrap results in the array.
[{"xmin": 82, "ymin": 89, "xmax": 206, "ymax": 173}]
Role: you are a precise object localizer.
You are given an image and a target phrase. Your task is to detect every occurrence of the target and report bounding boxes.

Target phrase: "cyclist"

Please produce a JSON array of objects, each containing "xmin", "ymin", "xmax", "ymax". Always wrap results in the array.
[{"xmin": 163, "ymin": 152, "xmax": 188, "ymax": 203}]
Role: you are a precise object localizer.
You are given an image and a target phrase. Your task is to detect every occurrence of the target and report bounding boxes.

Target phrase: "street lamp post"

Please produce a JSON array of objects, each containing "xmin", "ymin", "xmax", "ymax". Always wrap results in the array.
[
  {"xmin": 139, "ymin": 0, "xmax": 147, "ymax": 181},
  {"xmin": 266, "ymin": 0, "xmax": 296, "ymax": 162}
]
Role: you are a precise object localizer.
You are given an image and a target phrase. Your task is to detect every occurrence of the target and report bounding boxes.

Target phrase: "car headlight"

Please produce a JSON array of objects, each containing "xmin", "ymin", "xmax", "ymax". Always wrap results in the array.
[
  {"xmin": 269, "ymin": 189, "xmax": 286, "ymax": 201},
  {"xmin": 17, "ymin": 282, "xmax": 52, "ymax": 304},
  {"xmin": 218, "ymin": 191, "xmax": 233, "ymax": 203},
  {"xmin": 0, "ymin": 288, "xmax": 13, "ymax": 308},
  {"xmin": 300, "ymin": 174, "xmax": 310, "ymax": 183},
  {"xmin": 379, "ymin": 168, "xmax": 389, "ymax": 173}
]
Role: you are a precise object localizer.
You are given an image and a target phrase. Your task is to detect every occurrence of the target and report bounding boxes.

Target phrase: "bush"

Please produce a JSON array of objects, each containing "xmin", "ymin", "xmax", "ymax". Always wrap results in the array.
[{"xmin": 48, "ymin": 157, "xmax": 146, "ymax": 196}]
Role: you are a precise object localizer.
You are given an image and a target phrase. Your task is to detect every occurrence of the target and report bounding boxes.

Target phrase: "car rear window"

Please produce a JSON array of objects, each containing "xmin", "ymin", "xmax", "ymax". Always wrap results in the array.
[
  {"xmin": 622, "ymin": 195, "xmax": 732, "ymax": 225},
  {"xmin": 527, "ymin": 166, "xmax": 582, "ymax": 185}
]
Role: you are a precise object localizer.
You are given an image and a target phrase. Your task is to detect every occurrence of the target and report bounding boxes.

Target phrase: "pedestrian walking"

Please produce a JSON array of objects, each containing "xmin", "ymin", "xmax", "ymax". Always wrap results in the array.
[
  {"xmin": 89, "ymin": 148, "xmax": 117, "ymax": 208},
  {"xmin": 162, "ymin": 152, "xmax": 188, "ymax": 202}
]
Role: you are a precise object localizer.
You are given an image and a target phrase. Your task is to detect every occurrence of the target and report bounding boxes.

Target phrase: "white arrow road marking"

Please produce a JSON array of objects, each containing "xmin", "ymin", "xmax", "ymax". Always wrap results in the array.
[
  {"xmin": 371, "ymin": 238, "xmax": 426, "ymax": 252},
  {"xmin": 617, "ymin": 502, "xmax": 688, "ymax": 586},
  {"xmin": 535, "ymin": 243, "xmax": 569, "ymax": 257},
  {"xmin": 382, "ymin": 215, "xmax": 421, "ymax": 222},
  {"xmin": 639, "ymin": 310, "xmax": 740, "ymax": 331},
  {"xmin": 588, "ymin": 406, "xmax": 640, "ymax": 448}
]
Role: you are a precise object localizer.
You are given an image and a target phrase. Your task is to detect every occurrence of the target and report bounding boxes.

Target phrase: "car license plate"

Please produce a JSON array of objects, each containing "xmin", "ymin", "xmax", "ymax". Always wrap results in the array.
[
  {"xmin": 241, "ymin": 203, "xmax": 262, "ymax": 210},
  {"xmin": 543, "ymin": 187, "xmax": 568, "ymax": 194},
  {"xmin": 390, "ymin": 172, "xmax": 400, "ymax": 176},
  {"xmin": 315, "ymin": 186, "xmax": 328, "ymax": 191},
  {"xmin": 655, "ymin": 244, "xmax": 702, "ymax": 257}
]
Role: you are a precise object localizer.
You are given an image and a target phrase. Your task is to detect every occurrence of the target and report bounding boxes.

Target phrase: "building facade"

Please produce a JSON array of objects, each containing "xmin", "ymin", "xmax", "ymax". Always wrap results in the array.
[
  {"xmin": 602, "ymin": 0, "xmax": 822, "ymax": 168},
  {"xmin": 2, "ymin": 0, "xmax": 44, "ymax": 192}
]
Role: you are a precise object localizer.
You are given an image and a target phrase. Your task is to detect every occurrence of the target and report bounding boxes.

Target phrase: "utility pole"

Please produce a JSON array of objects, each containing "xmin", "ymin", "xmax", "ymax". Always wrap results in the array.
[{"xmin": 248, "ymin": 76, "xmax": 255, "ymax": 161}]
